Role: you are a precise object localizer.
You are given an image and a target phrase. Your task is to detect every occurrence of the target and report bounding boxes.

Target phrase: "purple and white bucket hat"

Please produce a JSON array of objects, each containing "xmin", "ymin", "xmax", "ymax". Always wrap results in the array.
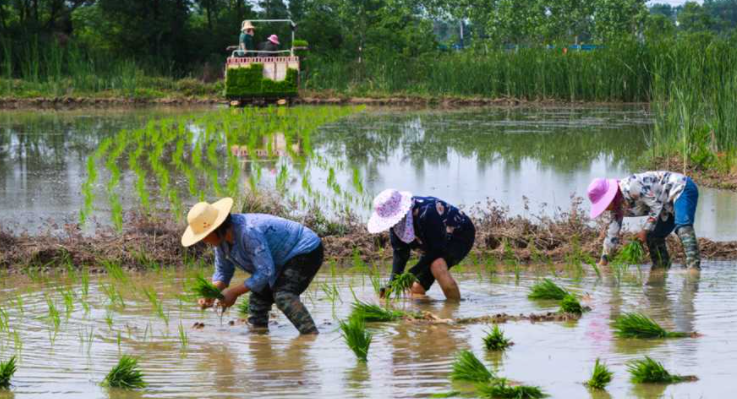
[{"xmin": 367, "ymin": 189, "xmax": 413, "ymax": 234}]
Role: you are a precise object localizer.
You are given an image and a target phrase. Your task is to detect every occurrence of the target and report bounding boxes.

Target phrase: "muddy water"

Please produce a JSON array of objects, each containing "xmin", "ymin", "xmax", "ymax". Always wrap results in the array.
[
  {"xmin": 0, "ymin": 262, "xmax": 734, "ymax": 398},
  {"xmin": 1, "ymin": 106, "xmax": 736, "ymax": 240}
]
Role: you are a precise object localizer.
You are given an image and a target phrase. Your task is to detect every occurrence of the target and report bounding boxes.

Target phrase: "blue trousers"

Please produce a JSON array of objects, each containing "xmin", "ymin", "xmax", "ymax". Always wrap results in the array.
[{"xmin": 650, "ymin": 177, "xmax": 699, "ymax": 238}]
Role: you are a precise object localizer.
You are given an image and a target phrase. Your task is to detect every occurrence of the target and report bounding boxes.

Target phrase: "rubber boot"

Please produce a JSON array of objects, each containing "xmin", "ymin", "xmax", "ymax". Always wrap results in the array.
[
  {"xmin": 275, "ymin": 292, "xmax": 319, "ymax": 334},
  {"xmin": 676, "ymin": 225, "xmax": 701, "ymax": 269},
  {"xmin": 647, "ymin": 236, "xmax": 671, "ymax": 269}
]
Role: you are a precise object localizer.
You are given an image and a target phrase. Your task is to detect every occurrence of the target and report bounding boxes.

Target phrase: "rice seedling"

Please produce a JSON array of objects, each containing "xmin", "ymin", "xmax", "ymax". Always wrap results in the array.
[
  {"xmin": 586, "ymin": 358, "xmax": 613, "ymax": 390},
  {"xmin": 559, "ymin": 294, "xmax": 584, "ymax": 315},
  {"xmin": 627, "ymin": 356, "xmax": 696, "ymax": 384},
  {"xmin": 340, "ymin": 316, "xmax": 372, "ymax": 362},
  {"xmin": 528, "ymin": 279, "xmax": 569, "ymax": 300},
  {"xmin": 117, "ymin": 331, "xmax": 122, "ymax": 351},
  {"xmin": 178, "ymin": 322, "xmax": 188, "ymax": 348},
  {"xmin": 320, "ymin": 282, "xmax": 341, "ymax": 305},
  {"xmin": 450, "ymin": 350, "xmax": 493, "ymax": 383},
  {"xmin": 80, "ymin": 269, "xmax": 90, "ymax": 298},
  {"xmin": 143, "ymin": 287, "xmax": 168, "ymax": 325},
  {"xmin": 612, "ymin": 312, "xmax": 689, "ymax": 339},
  {"xmin": 60, "ymin": 288, "xmax": 75, "ymax": 318},
  {"xmin": 430, "ymin": 391, "xmax": 462, "ymax": 398},
  {"xmin": 103, "ymin": 259, "xmax": 128, "ymax": 283},
  {"xmin": 388, "ymin": 272, "xmax": 417, "ymax": 298},
  {"xmin": 101, "ymin": 283, "xmax": 125, "ymax": 309},
  {"xmin": 483, "ymin": 325, "xmax": 513, "ymax": 351},
  {"xmin": 615, "ymin": 241, "xmax": 646, "ymax": 264},
  {"xmin": 477, "ymin": 378, "xmax": 546, "ymax": 399},
  {"xmin": 102, "ymin": 355, "xmax": 147, "ymax": 389},
  {"xmin": 350, "ymin": 300, "xmax": 405, "ymax": 322},
  {"xmin": 105, "ymin": 309, "xmax": 114, "ymax": 330},
  {"xmin": 0, "ymin": 356, "xmax": 17, "ymax": 389},
  {"xmin": 14, "ymin": 294, "xmax": 24, "ymax": 317},
  {"xmin": 45, "ymin": 297, "xmax": 61, "ymax": 341},
  {"xmin": 12, "ymin": 330, "xmax": 22, "ymax": 354},
  {"xmin": 0, "ymin": 307, "xmax": 8, "ymax": 333},
  {"xmin": 187, "ymin": 275, "xmax": 224, "ymax": 301},
  {"xmin": 237, "ymin": 298, "xmax": 250, "ymax": 317}
]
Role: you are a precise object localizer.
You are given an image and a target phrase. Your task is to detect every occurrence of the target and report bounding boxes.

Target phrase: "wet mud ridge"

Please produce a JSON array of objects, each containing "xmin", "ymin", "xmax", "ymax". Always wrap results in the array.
[{"xmin": 2, "ymin": 198, "xmax": 737, "ymax": 271}]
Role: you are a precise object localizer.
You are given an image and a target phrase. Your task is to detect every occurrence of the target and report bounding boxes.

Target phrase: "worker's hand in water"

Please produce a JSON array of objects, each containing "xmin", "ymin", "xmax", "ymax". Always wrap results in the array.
[
  {"xmin": 597, "ymin": 258, "xmax": 608, "ymax": 267},
  {"xmin": 198, "ymin": 298, "xmax": 215, "ymax": 309},
  {"xmin": 217, "ymin": 287, "xmax": 242, "ymax": 310},
  {"xmin": 636, "ymin": 230, "xmax": 648, "ymax": 244}
]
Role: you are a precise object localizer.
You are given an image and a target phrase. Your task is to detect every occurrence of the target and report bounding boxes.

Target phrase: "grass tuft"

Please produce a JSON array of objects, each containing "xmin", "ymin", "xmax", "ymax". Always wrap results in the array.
[
  {"xmin": 528, "ymin": 279, "xmax": 569, "ymax": 300},
  {"xmin": 612, "ymin": 312, "xmax": 689, "ymax": 338},
  {"xmin": 350, "ymin": 300, "xmax": 405, "ymax": 322},
  {"xmin": 477, "ymin": 378, "xmax": 546, "ymax": 398},
  {"xmin": 586, "ymin": 358, "xmax": 613, "ymax": 390},
  {"xmin": 340, "ymin": 316, "xmax": 372, "ymax": 362},
  {"xmin": 0, "ymin": 356, "xmax": 16, "ymax": 389},
  {"xmin": 102, "ymin": 355, "xmax": 147, "ymax": 389},
  {"xmin": 450, "ymin": 350, "xmax": 493, "ymax": 383},
  {"xmin": 188, "ymin": 274, "xmax": 224, "ymax": 301},
  {"xmin": 483, "ymin": 325, "xmax": 513, "ymax": 351},
  {"xmin": 627, "ymin": 356, "xmax": 696, "ymax": 384},
  {"xmin": 559, "ymin": 294, "xmax": 584, "ymax": 315}
]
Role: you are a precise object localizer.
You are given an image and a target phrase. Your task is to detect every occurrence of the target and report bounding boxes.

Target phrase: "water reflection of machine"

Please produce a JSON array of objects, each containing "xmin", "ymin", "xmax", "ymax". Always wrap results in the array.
[
  {"xmin": 224, "ymin": 19, "xmax": 302, "ymax": 106},
  {"xmin": 231, "ymin": 132, "xmax": 301, "ymax": 159}
]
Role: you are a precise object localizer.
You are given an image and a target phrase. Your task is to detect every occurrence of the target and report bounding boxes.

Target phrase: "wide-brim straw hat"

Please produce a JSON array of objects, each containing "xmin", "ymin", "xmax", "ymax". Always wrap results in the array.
[
  {"xmin": 181, "ymin": 197, "xmax": 234, "ymax": 247},
  {"xmin": 367, "ymin": 189, "xmax": 413, "ymax": 234},
  {"xmin": 241, "ymin": 20, "xmax": 255, "ymax": 31},
  {"xmin": 587, "ymin": 178, "xmax": 619, "ymax": 219}
]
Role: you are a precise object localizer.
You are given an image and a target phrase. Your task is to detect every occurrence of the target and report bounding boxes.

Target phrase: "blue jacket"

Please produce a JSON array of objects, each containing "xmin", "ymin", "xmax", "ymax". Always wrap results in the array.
[{"xmin": 212, "ymin": 214, "xmax": 321, "ymax": 293}]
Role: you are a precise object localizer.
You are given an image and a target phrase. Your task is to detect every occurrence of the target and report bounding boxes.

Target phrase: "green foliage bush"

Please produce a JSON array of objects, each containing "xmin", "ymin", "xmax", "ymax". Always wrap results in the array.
[{"xmin": 225, "ymin": 64, "xmax": 298, "ymax": 98}]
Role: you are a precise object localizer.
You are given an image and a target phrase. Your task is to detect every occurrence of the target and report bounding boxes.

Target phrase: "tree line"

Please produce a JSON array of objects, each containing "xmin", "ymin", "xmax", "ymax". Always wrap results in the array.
[{"xmin": 1, "ymin": 0, "xmax": 737, "ymax": 75}]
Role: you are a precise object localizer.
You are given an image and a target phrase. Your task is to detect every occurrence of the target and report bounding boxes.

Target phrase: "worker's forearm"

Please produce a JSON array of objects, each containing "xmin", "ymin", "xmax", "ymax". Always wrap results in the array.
[{"xmin": 213, "ymin": 281, "xmax": 228, "ymax": 290}]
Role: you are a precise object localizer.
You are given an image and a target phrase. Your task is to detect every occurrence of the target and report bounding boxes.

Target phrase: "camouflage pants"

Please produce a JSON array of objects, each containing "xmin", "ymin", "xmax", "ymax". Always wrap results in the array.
[
  {"xmin": 676, "ymin": 225, "xmax": 701, "ymax": 269},
  {"xmin": 248, "ymin": 244, "xmax": 323, "ymax": 334}
]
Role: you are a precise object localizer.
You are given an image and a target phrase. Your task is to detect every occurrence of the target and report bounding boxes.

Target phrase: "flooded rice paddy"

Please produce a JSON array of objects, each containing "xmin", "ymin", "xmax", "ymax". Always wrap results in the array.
[
  {"xmin": 1, "ymin": 106, "xmax": 736, "ymax": 239},
  {"xmin": 0, "ymin": 263, "xmax": 735, "ymax": 398},
  {"xmin": 1, "ymin": 105, "xmax": 736, "ymax": 398}
]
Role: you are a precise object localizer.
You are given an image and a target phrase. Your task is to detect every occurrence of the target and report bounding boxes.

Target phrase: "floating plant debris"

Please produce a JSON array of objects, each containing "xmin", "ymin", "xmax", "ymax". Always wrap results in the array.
[
  {"xmin": 586, "ymin": 358, "xmax": 613, "ymax": 390},
  {"xmin": 627, "ymin": 356, "xmax": 697, "ymax": 384},
  {"xmin": 559, "ymin": 294, "xmax": 584, "ymax": 315},
  {"xmin": 0, "ymin": 356, "xmax": 16, "ymax": 389},
  {"xmin": 612, "ymin": 312, "xmax": 690, "ymax": 338},
  {"xmin": 528, "ymin": 279, "xmax": 569, "ymax": 300},
  {"xmin": 477, "ymin": 378, "xmax": 546, "ymax": 399},
  {"xmin": 340, "ymin": 316, "xmax": 372, "ymax": 362},
  {"xmin": 350, "ymin": 300, "xmax": 405, "ymax": 322},
  {"xmin": 102, "ymin": 355, "xmax": 147, "ymax": 389},
  {"xmin": 450, "ymin": 350, "xmax": 493, "ymax": 383},
  {"xmin": 483, "ymin": 325, "xmax": 513, "ymax": 351}
]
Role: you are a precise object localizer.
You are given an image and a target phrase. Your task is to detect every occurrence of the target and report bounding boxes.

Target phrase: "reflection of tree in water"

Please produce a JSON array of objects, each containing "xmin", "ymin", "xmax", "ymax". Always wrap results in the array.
[{"xmin": 315, "ymin": 108, "xmax": 650, "ymax": 174}]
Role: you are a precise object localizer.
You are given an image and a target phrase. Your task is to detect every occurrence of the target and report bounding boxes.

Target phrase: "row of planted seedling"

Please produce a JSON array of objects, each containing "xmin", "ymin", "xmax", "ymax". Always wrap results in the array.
[{"xmin": 79, "ymin": 105, "xmax": 369, "ymax": 231}]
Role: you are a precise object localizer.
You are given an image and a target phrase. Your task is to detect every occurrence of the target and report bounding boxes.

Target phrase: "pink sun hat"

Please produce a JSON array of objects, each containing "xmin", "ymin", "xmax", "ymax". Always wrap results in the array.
[
  {"xmin": 587, "ymin": 178, "xmax": 620, "ymax": 219},
  {"xmin": 268, "ymin": 35, "xmax": 280, "ymax": 45},
  {"xmin": 367, "ymin": 189, "xmax": 413, "ymax": 234}
]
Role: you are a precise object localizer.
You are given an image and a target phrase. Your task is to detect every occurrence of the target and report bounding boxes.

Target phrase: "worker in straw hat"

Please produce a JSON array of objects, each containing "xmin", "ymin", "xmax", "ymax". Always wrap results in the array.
[
  {"xmin": 181, "ymin": 197, "xmax": 324, "ymax": 334},
  {"xmin": 238, "ymin": 20, "xmax": 256, "ymax": 57},
  {"xmin": 367, "ymin": 189, "xmax": 476, "ymax": 300},
  {"xmin": 587, "ymin": 171, "xmax": 701, "ymax": 270}
]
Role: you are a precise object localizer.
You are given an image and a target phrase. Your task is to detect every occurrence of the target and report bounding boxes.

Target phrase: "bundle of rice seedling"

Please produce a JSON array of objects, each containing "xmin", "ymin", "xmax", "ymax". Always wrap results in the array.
[
  {"xmin": 237, "ymin": 298, "xmax": 249, "ymax": 317},
  {"xmin": 528, "ymin": 279, "xmax": 569, "ymax": 300},
  {"xmin": 477, "ymin": 378, "xmax": 546, "ymax": 398},
  {"xmin": 350, "ymin": 300, "xmax": 404, "ymax": 322},
  {"xmin": 483, "ymin": 325, "xmax": 513, "ymax": 351},
  {"xmin": 616, "ymin": 241, "xmax": 645, "ymax": 264},
  {"xmin": 430, "ymin": 391, "xmax": 462, "ymax": 398},
  {"xmin": 586, "ymin": 358, "xmax": 613, "ymax": 389},
  {"xmin": 627, "ymin": 356, "xmax": 696, "ymax": 383},
  {"xmin": 450, "ymin": 350, "xmax": 493, "ymax": 383},
  {"xmin": 389, "ymin": 272, "xmax": 417, "ymax": 298},
  {"xmin": 559, "ymin": 294, "xmax": 583, "ymax": 315},
  {"xmin": 102, "ymin": 355, "xmax": 147, "ymax": 389},
  {"xmin": 188, "ymin": 274, "xmax": 224, "ymax": 301},
  {"xmin": 0, "ymin": 356, "xmax": 16, "ymax": 389},
  {"xmin": 340, "ymin": 316, "xmax": 372, "ymax": 362},
  {"xmin": 612, "ymin": 312, "xmax": 689, "ymax": 338}
]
